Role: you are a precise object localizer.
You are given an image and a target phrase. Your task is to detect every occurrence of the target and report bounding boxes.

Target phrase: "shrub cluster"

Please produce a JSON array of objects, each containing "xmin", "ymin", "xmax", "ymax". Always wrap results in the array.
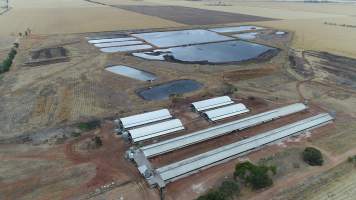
[
  {"xmin": 197, "ymin": 180, "xmax": 240, "ymax": 200},
  {"xmin": 234, "ymin": 161, "xmax": 276, "ymax": 190},
  {"xmin": 0, "ymin": 46, "xmax": 17, "ymax": 74},
  {"xmin": 347, "ymin": 155, "xmax": 356, "ymax": 165},
  {"xmin": 222, "ymin": 82, "xmax": 238, "ymax": 95},
  {"xmin": 302, "ymin": 147, "xmax": 323, "ymax": 166},
  {"xmin": 93, "ymin": 136, "xmax": 102, "ymax": 147},
  {"xmin": 77, "ymin": 120, "xmax": 101, "ymax": 131},
  {"xmin": 197, "ymin": 161, "xmax": 276, "ymax": 200}
]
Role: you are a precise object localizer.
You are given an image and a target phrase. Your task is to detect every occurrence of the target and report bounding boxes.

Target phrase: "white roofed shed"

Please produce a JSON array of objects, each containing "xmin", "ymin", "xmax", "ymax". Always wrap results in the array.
[
  {"xmin": 156, "ymin": 113, "xmax": 333, "ymax": 183},
  {"xmin": 119, "ymin": 109, "xmax": 172, "ymax": 130},
  {"xmin": 128, "ymin": 119, "xmax": 184, "ymax": 143},
  {"xmin": 139, "ymin": 103, "xmax": 308, "ymax": 158},
  {"xmin": 203, "ymin": 103, "xmax": 249, "ymax": 121},
  {"xmin": 191, "ymin": 96, "xmax": 234, "ymax": 112}
]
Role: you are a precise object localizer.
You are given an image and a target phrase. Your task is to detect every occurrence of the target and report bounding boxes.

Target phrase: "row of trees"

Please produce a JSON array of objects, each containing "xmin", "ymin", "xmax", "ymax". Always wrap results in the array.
[
  {"xmin": 0, "ymin": 43, "xmax": 18, "ymax": 74},
  {"xmin": 197, "ymin": 147, "xmax": 325, "ymax": 200},
  {"xmin": 197, "ymin": 162, "xmax": 276, "ymax": 200}
]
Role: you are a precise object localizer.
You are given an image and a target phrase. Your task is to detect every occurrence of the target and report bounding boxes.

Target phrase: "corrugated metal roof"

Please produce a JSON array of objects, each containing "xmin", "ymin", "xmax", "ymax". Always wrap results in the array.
[
  {"xmin": 119, "ymin": 109, "xmax": 172, "ymax": 129},
  {"xmin": 157, "ymin": 113, "xmax": 333, "ymax": 182},
  {"xmin": 140, "ymin": 103, "xmax": 307, "ymax": 158},
  {"xmin": 191, "ymin": 96, "xmax": 234, "ymax": 112},
  {"xmin": 129, "ymin": 119, "xmax": 184, "ymax": 143},
  {"xmin": 203, "ymin": 103, "xmax": 249, "ymax": 121}
]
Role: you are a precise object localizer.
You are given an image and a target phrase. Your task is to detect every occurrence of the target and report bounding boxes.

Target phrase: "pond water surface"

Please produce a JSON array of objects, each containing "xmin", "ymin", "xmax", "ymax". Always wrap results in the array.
[
  {"xmin": 133, "ymin": 40, "xmax": 276, "ymax": 64},
  {"xmin": 138, "ymin": 80, "xmax": 203, "ymax": 100}
]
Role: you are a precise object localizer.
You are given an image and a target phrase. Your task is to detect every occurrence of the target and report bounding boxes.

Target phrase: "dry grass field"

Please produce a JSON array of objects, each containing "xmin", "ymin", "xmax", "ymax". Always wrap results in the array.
[
  {"xmin": 1, "ymin": 0, "xmax": 356, "ymax": 200},
  {"xmin": 0, "ymin": 0, "xmax": 182, "ymax": 36}
]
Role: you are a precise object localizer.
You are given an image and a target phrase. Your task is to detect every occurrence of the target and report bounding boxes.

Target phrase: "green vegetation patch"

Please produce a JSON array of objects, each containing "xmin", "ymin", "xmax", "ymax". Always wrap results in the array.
[
  {"xmin": 302, "ymin": 147, "xmax": 323, "ymax": 166},
  {"xmin": 234, "ymin": 161, "xmax": 276, "ymax": 190},
  {"xmin": 197, "ymin": 180, "xmax": 240, "ymax": 200},
  {"xmin": 77, "ymin": 120, "xmax": 101, "ymax": 131},
  {"xmin": 93, "ymin": 136, "xmax": 102, "ymax": 147},
  {"xmin": 197, "ymin": 161, "xmax": 276, "ymax": 200},
  {"xmin": 0, "ymin": 44, "xmax": 18, "ymax": 74},
  {"xmin": 347, "ymin": 155, "xmax": 356, "ymax": 165}
]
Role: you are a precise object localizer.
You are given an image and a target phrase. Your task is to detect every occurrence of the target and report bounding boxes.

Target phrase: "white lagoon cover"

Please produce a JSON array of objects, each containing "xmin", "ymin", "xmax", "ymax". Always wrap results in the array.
[
  {"xmin": 132, "ymin": 29, "xmax": 233, "ymax": 48},
  {"xmin": 105, "ymin": 65, "xmax": 156, "ymax": 81}
]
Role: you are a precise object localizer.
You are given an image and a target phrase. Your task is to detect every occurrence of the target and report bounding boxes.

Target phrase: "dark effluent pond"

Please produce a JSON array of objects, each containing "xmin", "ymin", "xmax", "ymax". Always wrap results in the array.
[{"xmin": 137, "ymin": 79, "xmax": 203, "ymax": 101}]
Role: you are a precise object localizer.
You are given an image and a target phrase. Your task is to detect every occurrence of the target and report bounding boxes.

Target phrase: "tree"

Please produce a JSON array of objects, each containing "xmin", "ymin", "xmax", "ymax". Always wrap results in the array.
[
  {"xmin": 247, "ymin": 167, "xmax": 273, "ymax": 189},
  {"xmin": 234, "ymin": 161, "xmax": 255, "ymax": 179},
  {"xmin": 2, "ymin": 58, "xmax": 12, "ymax": 71},
  {"xmin": 8, "ymin": 49, "xmax": 17, "ymax": 60},
  {"xmin": 196, "ymin": 180, "xmax": 240, "ymax": 200},
  {"xmin": 234, "ymin": 161, "xmax": 275, "ymax": 190},
  {"xmin": 93, "ymin": 136, "xmax": 102, "ymax": 147},
  {"xmin": 196, "ymin": 190, "xmax": 226, "ymax": 200},
  {"xmin": 303, "ymin": 147, "xmax": 323, "ymax": 166},
  {"xmin": 1, "ymin": 48, "xmax": 17, "ymax": 73},
  {"xmin": 219, "ymin": 180, "xmax": 240, "ymax": 198}
]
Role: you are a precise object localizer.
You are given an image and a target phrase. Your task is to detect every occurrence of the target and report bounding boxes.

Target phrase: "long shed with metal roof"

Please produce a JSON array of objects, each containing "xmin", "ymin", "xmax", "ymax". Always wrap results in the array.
[
  {"xmin": 139, "ymin": 103, "xmax": 308, "ymax": 158},
  {"xmin": 118, "ymin": 109, "xmax": 172, "ymax": 130},
  {"xmin": 156, "ymin": 113, "xmax": 333, "ymax": 184},
  {"xmin": 128, "ymin": 119, "xmax": 184, "ymax": 143},
  {"xmin": 203, "ymin": 103, "xmax": 249, "ymax": 121},
  {"xmin": 191, "ymin": 96, "xmax": 234, "ymax": 112}
]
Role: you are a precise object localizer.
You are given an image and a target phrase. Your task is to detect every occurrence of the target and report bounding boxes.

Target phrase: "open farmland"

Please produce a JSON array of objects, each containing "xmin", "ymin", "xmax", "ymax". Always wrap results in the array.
[
  {"xmin": 117, "ymin": 5, "xmax": 276, "ymax": 25},
  {"xmin": 1, "ymin": 0, "xmax": 356, "ymax": 200}
]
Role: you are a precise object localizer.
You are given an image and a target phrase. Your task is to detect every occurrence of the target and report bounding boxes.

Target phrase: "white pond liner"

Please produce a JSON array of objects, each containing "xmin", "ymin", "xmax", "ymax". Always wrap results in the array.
[
  {"xmin": 100, "ymin": 44, "xmax": 153, "ymax": 53},
  {"xmin": 132, "ymin": 50, "xmax": 168, "ymax": 61},
  {"xmin": 88, "ymin": 37, "xmax": 137, "ymax": 44},
  {"xmin": 94, "ymin": 40, "xmax": 143, "ymax": 48},
  {"xmin": 209, "ymin": 26, "xmax": 264, "ymax": 33},
  {"xmin": 275, "ymin": 31, "xmax": 286, "ymax": 35},
  {"xmin": 132, "ymin": 29, "xmax": 233, "ymax": 48},
  {"xmin": 105, "ymin": 65, "xmax": 156, "ymax": 81},
  {"xmin": 233, "ymin": 32, "xmax": 259, "ymax": 40}
]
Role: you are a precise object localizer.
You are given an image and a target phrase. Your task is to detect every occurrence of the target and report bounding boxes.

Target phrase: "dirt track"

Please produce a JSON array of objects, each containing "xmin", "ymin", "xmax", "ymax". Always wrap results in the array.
[{"xmin": 64, "ymin": 121, "xmax": 139, "ymax": 189}]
